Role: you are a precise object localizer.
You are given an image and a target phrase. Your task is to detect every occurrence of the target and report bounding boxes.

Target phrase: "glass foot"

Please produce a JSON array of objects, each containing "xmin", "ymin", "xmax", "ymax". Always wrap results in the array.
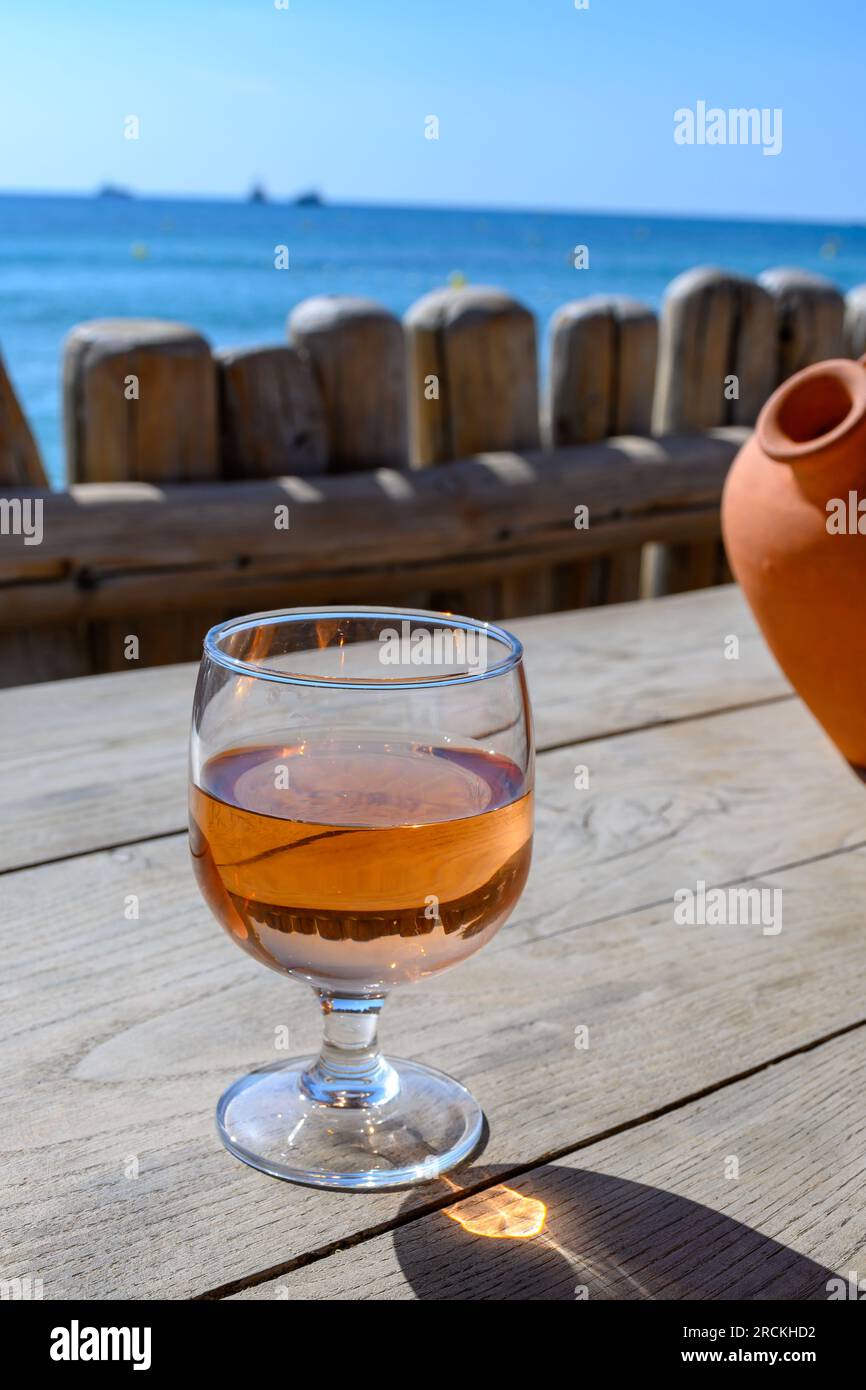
[{"xmin": 216, "ymin": 1056, "xmax": 484, "ymax": 1190}]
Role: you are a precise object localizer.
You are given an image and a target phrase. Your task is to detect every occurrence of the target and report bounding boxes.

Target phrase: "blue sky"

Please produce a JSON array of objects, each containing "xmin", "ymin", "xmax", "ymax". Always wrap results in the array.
[{"xmin": 0, "ymin": 0, "xmax": 862, "ymax": 220}]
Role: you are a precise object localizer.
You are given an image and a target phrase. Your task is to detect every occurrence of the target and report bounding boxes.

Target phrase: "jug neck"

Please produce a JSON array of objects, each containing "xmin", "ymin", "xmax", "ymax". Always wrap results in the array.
[{"xmin": 756, "ymin": 356, "xmax": 866, "ymax": 503}]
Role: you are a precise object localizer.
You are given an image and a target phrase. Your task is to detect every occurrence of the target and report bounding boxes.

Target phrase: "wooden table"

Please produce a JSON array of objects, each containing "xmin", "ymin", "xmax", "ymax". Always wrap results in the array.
[{"xmin": 4, "ymin": 586, "xmax": 866, "ymax": 1301}]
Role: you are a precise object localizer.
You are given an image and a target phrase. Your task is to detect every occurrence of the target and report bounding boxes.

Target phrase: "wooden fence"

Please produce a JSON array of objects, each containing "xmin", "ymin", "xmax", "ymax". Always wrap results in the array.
[{"xmin": 0, "ymin": 264, "xmax": 860, "ymax": 686}]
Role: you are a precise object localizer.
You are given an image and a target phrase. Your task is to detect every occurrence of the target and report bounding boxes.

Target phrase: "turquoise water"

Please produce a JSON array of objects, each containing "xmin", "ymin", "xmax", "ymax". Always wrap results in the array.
[{"xmin": 2, "ymin": 194, "xmax": 865, "ymax": 486}]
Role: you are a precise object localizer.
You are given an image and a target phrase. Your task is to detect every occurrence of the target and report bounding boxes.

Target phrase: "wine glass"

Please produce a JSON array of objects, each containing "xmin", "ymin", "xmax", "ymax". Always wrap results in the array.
[{"xmin": 189, "ymin": 607, "xmax": 534, "ymax": 1189}]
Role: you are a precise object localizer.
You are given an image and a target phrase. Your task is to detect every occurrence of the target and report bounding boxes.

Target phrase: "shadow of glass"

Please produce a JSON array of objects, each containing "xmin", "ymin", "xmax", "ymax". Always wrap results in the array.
[{"xmin": 393, "ymin": 1163, "xmax": 836, "ymax": 1301}]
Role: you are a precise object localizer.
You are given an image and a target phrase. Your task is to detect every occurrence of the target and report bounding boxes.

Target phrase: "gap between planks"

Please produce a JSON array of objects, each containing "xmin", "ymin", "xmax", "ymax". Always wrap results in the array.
[
  {"xmin": 534, "ymin": 689, "xmax": 792, "ymax": 757},
  {"xmin": 0, "ymin": 689, "xmax": 796, "ymax": 879},
  {"xmin": 190, "ymin": 831, "xmax": 866, "ymax": 1299},
  {"xmin": 4, "ymin": 748, "xmax": 862, "ymax": 962},
  {"xmin": 198, "ymin": 1009, "xmax": 866, "ymax": 1301},
  {"xmin": 535, "ymin": 833, "xmax": 866, "ymax": 945}
]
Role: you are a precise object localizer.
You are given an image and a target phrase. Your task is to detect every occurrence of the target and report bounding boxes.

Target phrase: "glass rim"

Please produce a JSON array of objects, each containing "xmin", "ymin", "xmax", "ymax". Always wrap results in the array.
[{"xmin": 203, "ymin": 605, "xmax": 525, "ymax": 689}]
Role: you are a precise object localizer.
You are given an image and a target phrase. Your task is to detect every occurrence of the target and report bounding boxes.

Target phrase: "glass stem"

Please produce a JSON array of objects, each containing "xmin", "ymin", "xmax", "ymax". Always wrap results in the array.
[{"xmin": 300, "ymin": 992, "xmax": 399, "ymax": 1108}]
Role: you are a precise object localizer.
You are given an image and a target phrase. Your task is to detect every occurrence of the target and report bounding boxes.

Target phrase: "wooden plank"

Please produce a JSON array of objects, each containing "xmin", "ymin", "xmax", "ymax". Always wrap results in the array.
[
  {"xmin": 0, "ymin": 626, "xmax": 91, "ymax": 688},
  {"xmin": 407, "ymin": 286, "xmax": 539, "ymax": 616},
  {"xmin": 0, "ymin": 431, "xmax": 748, "ymax": 634},
  {"xmin": 405, "ymin": 287, "xmax": 539, "ymax": 467},
  {"xmin": 546, "ymin": 296, "xmax": 657, "ymax": 446},
  {"xmin": 650, "ymin": 271, "xmax": 775, "ymax": 597},
  {"xmin": 603, "ymin": 548, "xmax": 644, "ymax": 605},
  {"xmin": 517, "ymin": 585, "xmax": 786, "ymax": 746},
  {"xmin": 0, "ymin": 352, "xmax": 64, "ymax": 675},
  {"xmin": 546, "ymin": 298, "xmax": 617, "ymax": 445},
  {"xmin": 614, "ymin": 300, "xmax": 659, "ymax": 435},
  {"xmin": 759, "ymin": 268, "xmax": 846, "ymax": 384},
  {"xmin": 1, "ymin": 432, "xmax": 745, "ymax": 576},
  {"xmin": 88, "ymin": 609, "xmax": 209, "ymax": 674},
  {"xmin": 289, "ymin": 297, "xmax": 408, "ymax": 472},
  {"xmin": 653, "ymin": 269, "xmax": 776, "ymax": 433},
  {"xmin": 497, "ymin": 567, "xmax": 554, "ymax": 619},
  {"xmin": 235, "ymin": 1027, "xmax": 866, "ymax": 1300},
  {"xmin": 474, "ymin": 698, "xmax": 864, "ymax": 946},
  {"xmin": 0, "ymin": 588, "xmax": 785, "ymax": 870},
  {"xmin": 0, "ymin": 505, "xmax": 727, "ymax": 630},
  {"xmin": 216, "ymin": 346, "xmax": 329, "ymax": 479},
  {"xmin": 0, "ymin": 661, "xmax": 195, "ymax": 870},
  {"xmin": 63, "ymin": 320, "xmax": 218, "ymax": 485},
  {"xmin": 544, "ymin": 298, "xmax": 657, "ymax": 608},
  {"xmin": 2, "ymin": 718, "xmax": 864, "ymax": 1297},
  {"xmin": 0, "ymin": 349, "xmax": 47, "ymax": 487}
]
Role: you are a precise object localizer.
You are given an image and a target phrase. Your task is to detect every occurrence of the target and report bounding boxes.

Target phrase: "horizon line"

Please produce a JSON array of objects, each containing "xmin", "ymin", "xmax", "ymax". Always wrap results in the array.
[{"xmin": 0, "ymin": 186, "xmax": 863, "ymax": 233}]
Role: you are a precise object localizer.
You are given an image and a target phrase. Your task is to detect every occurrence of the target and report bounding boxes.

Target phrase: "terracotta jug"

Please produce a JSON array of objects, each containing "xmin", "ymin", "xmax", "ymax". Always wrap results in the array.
[{"xmin": 721, "ymin": 355, "xmax": 866, "ymax": 780}]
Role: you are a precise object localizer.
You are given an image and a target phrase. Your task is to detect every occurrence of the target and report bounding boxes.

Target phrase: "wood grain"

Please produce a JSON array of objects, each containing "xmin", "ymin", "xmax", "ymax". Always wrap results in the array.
[
  {"xmin": 2, "ymin": 709, "xmax": 864, "ymax": 1297},
  {"xmin": 63, "ymin": 319, "xmax": 218, "ymax": 484},
  {"xmin": 289, "ymin": 297, "xmax": 408, "ymax": 472},
  {"xmin": 544, "ymin": 296, "xmax": 657, "ymax": 606},
  {"xmin": 0, "ymin": 625, "xmax": 91, "ymax": 689},
  {"xmin": 0, "ymin": 349, "xmax": 46, "ymax": 487},
  {"xmin": 0, "ymin": 431, "xmax": 747, "ymax": 633},
  {"xmin": 216, "ymin": 346, "xmax": 329, "ymax": 479},
  {"xmin": 405, "ymin": 287, "xmax": 540, "ymax": 467},
  {"xmin": 233, "ymin": 1027, "xmax": 866, "ymax": 1300},
  {"xmin": 652, "ymin": 269, "xmax": 776, "ymax": 433},
  {"xmin": 0, "ymin": 588, "xmax": 785, "ymax": 871},
  {"xmin": 546, "ymin": 298, "xmax": 617, "ymax": 446},
  {"xmin": 546, "ymin": 296, "xmax": 657, "ymax": 446},
  {"xmin": 650, "ymin": 270, "xmax": 770, "ymax": 596},
  {"xmin": 759, "ymin": 268, "xmax": 846, "ymax": 384},
  {"xmin": 62, "ymin": 319, "xmax": 224, "ymax": 673}
]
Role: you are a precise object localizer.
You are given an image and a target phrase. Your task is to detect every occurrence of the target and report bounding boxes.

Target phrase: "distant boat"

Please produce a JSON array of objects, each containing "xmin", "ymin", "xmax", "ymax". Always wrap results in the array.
[
  {"xmin": 294, "ymin": 189, "xmax": 323, "ymax": 207},
  {"xmin": 248, "ymin": 183, "xmax": 269, "ymax": 204},
  {"xmin": 96, "ymin": 183, "xmax": 133, "ymax": 200}
]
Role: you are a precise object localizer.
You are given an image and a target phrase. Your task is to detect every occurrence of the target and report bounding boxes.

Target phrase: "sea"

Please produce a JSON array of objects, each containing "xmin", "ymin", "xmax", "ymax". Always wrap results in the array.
[{"xmin": 2, "ymin": 193, "xmax": 866, "ymax": 487}]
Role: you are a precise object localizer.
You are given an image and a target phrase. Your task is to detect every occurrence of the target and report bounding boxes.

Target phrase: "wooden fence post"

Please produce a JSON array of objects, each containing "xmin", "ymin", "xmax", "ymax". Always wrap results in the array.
[
  {"xmin": 216, "ymin": 345, "xmax": 328, "ymax": 478},
  {"xmin": 404, "ymin": 286, "xmax": 539, "ymax": 618},
  {"xmin": 844, "ymin": 285, "xmax": 866, "ymax": 360},
  {"xmin": 62, "ymin": 319, "xmax": 220, "ymax": 670},
  {"xmin": 546, "ymin": 296, "xmax": 657, "ymax": 606},
  {"xmin": 404, "ymin": 286, "xmax": 539, "ymax": 467},
  {"xmin": 758, "ymin": 267, "xmax": 846, "ymax": 384},
  {"xmin": 288, "ymin": 296, "xmax": 408, "ymax": 472},
  {"xmin": 653, "ymin": 267, "xmax": 776, "ymax": 433},
  {"xmin": 64, "ymin": 319, "xmax": 217, "ymax": 483},
  {"xmin": 0, "ymin": 349, "xmax": 47, "ymax": 488},
  {"xmin": 0, "ymin": 348, "xmax": 84, "ymax": 683},
  {"xmin": 651, "ymin": 267, "xmax": 776, "ymax": 595},
  {"xmin": 547, "ymin": 295, "xmax": 657, "ymax": 445}
]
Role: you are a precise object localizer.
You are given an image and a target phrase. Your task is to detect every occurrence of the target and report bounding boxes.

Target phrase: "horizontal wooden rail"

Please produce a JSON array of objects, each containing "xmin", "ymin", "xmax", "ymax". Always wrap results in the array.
[{"xmin": 0, "ymin": 428, "xmax": 746, "ymax": 628}]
